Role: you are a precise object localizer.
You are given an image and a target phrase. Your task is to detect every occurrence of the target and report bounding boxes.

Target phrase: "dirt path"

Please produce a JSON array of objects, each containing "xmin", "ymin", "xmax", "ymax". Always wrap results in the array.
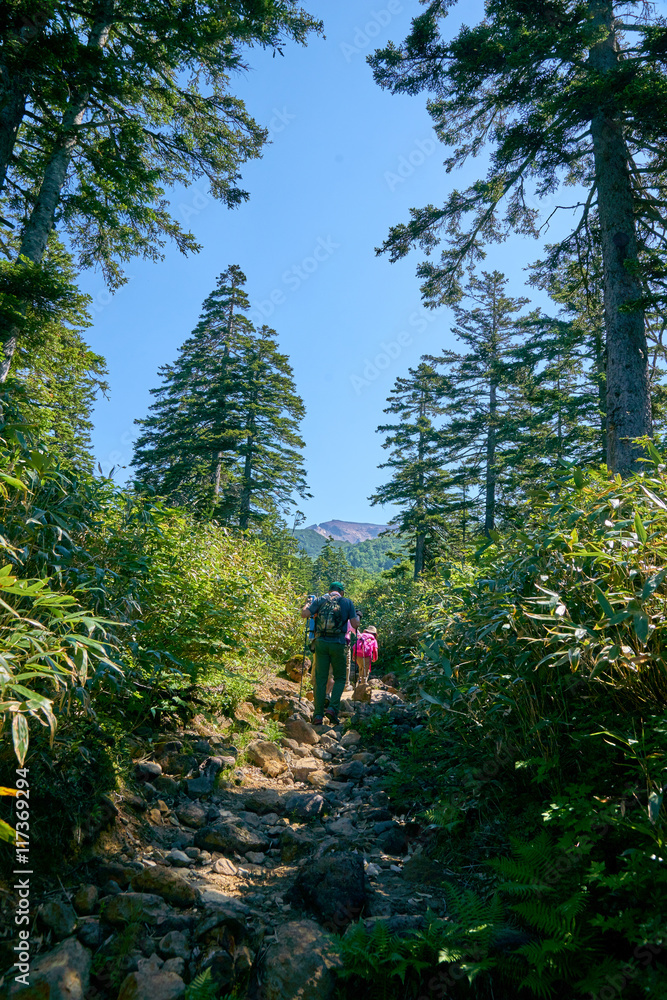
[{"xmin": 2, "ymin": 676, "xmax": 443, "ymax": 1000}]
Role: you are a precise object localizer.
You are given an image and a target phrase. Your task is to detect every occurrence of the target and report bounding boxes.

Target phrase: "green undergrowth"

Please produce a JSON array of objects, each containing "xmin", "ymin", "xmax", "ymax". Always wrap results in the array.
[
  {"xmin": 0, "ymin": 399, "xmax": 300, "ymax": 869},
  {"xmin": 344, "ymin": 462, "xmax": 667, "ymax": 998}
]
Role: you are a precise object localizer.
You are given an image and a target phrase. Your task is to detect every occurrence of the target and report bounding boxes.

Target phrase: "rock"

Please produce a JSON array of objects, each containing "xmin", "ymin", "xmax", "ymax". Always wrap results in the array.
[
  {"xmin": 148, "ymin": 807, "xmax": 163, "ymax": 825},
  {"xmin": 263, "ymin": 759, "xmax": 288, "ymax": 778},
  {"xmin": 284, "ymin": 717, "xmax": 320, "ymax": 746},
  {"xmin": 213, "ymin": 857, "xmax": 238, "ymax": 876},
  {"xmin": 117, "ymin": 968, "xmax": 185, "ymax": 1000},
  {"xmin": 100, "ymin": 892, "xmax": 169, "ymax": 926},
  {"xmin": 292, "ymin": 759, "xmax": 324, "ymax": 782},
  {"xmin": 326, "ymin": 817, "xmax": 358, "ymax": 838},
  {"xmin": 280, "ymin": 829, "xmax": 316, "ymax": 864},
  {"xmin": 195, "ymin": 820, "xmax": 270, "ymax": 855},
  {"xmin": 135, "ymin": 761, "xmax": 163, "ymax": 781},
  {"xmin": 159, "ymin": 930, "xmax": 190, "ymax": 960},
  {"xmin": 377, "ymin": 824, "xmax": 408, "ymax": 856},
  {"xmin": 352, "ymin": 682, "xmax": 371, "ymax": 703},
  {"xmin": 310, "ymin": 747, "xmax": 332, "ymax": 761},
  {"xmin": 282, "ymin": 792, "xmax": 324, "ymax": 821},
  {"xmin": 280, "ymin": 737, "xmax": 299, "ymax": 751},
  {"xmin": 167, "ymin": 850, "xmax": 192, "ymax": 868},
  {"xmin": 242, "ymin": 788, "xmax": 282, "ymax": 814},
  {"xmin": 371, "ymin": 690, "xmax": 404, "ymax": 705},
  {"xmin": 246, "ymin": 740, "xmax": 286, "ymax": 769},
  {"xmin": 332, "ymin": 760, "xmax": 366, "ymax": 782},
  {"xmin": 162, "ymin": 958, "xmax": 185, "ymax": 977},
  {"xmin": 351, "ymin": 751, "xmax": 374, "ymax": 765},
  {"xmin": 285, "ymin": 654, "xmax": 310, "ymax": 682},
  {"xmin": 96, "ymin": 861, "xmax": 132, "ymax": 888},
  {"xmin": 123, "ymin": 792, "xmax": 148, "ymax": 811},
  {"xmin": 37, "ymin": 900, "xmax": 78, "ymax": 939},
  {"xmin": 198, "ymin": 888, "xmax": 252, "ymax": 911},
  {"xmin": 233, "ymin": 701, "xmax": 261, "ymax": 727},
  {"xmin": 186, "ymin": 757, "xmax": 224, "ymax": 799},
  {"xmin": 131, "ymin": 866, "xmax": 197, "ymax": 909},
  {"xmin": 176, "ymin": 801, "xmax": 207, "ymax": 828},
  {"xmin": 73, "ymin": 885, "xmax": 98, "ymax": 916},
  {"xmin": 8, "ymin": 937, "xmax": 91, "ymax": 1000},
  {"xmin": 290, "ymin": 853, "xmax": 367, "ymax": 932},
  {"xmin": 193, "ymin": 740, "xmax": 213, "ymax": 754},
  {"xmin": 306, "ymin": 772, "xmax": 330, "ymax": 790},
  {"xmin": 249, "ymin": 920, "xmax": 342, "ymax": 1000},
  {"xmin": 77, "ymin": 919, "xmax": 103, "ymax": 949},
  {"xmin": 155, "ymin": 775, "xmax": 181, "ymax": 797},
  {"xmin": 245, "ymin": 851, "xmax": 265, "ymax": 865},
  {"xmin": 101, "ymin": 879, "xmax": 122, "ymax": 897},
  {"xmin": 381, "ymin": 673, "xmax": 398, "ymax": 687}
]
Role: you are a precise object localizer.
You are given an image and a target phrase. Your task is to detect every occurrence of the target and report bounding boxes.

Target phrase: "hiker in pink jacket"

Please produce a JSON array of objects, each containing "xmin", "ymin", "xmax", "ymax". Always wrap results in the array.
[{"xmin": 353, "ymin": 625, "xmax": 378, "ymax": 684}]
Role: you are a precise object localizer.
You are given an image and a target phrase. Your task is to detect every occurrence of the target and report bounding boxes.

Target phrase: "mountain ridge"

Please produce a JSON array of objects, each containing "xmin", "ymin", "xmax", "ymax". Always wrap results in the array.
[{"xmin": 304, "ymin": 519, "xmax": 389, "ymax": 544}]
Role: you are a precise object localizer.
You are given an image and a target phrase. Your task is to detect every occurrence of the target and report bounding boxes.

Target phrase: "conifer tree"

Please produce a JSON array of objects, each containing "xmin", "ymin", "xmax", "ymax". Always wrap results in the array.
[
  {"xmin": 132, "ymin": 267, "xmax": 308, "ymax": 527},
  {"xmin": 370, "ymin": 1, "xmax": 667, "ymax": 473},
  {"xmin": 237, "ymin": 326, "xmax": 308, "ymax": 530},
  {"xmin": 429, "ymin": 272, "xmax": 532, "ymax": 537},
  {"xmin": 0, "ymin": 1, "xmax": 322, "ymax": 379},
  {"xmin": 310, "ymin": 539, "xmax": 353, "ymax": 595},
  {"xmin": 371, "ymin": 361, "xmax": 451, "ymax": 578}
]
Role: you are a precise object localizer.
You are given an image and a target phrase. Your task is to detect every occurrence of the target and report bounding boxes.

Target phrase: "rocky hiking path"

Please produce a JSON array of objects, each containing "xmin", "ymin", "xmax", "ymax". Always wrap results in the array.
[{"xmin": 2, "ymin": 673, "xmax": 439, "ymax": 1000}]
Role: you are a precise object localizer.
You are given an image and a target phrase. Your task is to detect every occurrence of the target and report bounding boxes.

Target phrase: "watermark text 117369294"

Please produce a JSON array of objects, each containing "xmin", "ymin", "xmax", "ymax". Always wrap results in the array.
[{"xmin": 13, "ymin": 767, "xmax": 32, "ymax": 987}]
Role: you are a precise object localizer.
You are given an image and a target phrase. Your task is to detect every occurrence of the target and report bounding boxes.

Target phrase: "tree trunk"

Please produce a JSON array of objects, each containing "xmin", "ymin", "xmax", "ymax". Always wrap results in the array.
[
  {"xmin": 592, "ymin": 325, "xmax": 608, "ymax": 459},
  {"xmin": 0, "ymin": 8, "xmax": 113, "ymax": 382},
  {"xmin": 239, "ymin": 433, "xmax": 254, "ymax": 530},
  {"xmin": 484, "ymin": 289, "xmax": 498, "ymax": 537},
  {"xmin": 588, "ymin": 0, "xmax": 652, "ymax": 473},
  {"xmin": 413, "ymin": 531, "xmax": 425, "ymax": 580},
  {"xmin": 484, "ymin": 380, "xmax": 497, "ymax": 536}
]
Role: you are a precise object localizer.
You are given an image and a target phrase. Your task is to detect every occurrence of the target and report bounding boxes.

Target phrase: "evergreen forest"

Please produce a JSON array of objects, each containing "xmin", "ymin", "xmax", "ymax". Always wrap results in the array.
[{"xmin": 1, "ymin": 3, "xmax": 667, "ymax": 999}]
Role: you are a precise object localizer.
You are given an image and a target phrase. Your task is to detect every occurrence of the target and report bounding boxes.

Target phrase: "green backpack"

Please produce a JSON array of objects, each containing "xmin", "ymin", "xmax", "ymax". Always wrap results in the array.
[{"xmin": 315, "ymin": 595, "xmax": 347, "ymax": 638}]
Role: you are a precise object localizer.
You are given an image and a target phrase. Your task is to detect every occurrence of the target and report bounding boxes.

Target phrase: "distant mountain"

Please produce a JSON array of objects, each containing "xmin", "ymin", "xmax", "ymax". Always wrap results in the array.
[
  {"xmin": 294, "ymin": 521, "xmax": 404, "ymax": 573},
  {"xmin": 304, "ymin": 520, "xmax": 389, "ymax": 544}
]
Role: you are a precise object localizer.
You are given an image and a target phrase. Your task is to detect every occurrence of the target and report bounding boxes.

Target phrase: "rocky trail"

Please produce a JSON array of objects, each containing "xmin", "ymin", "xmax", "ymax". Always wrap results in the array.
[{"xmin": 2, "ymin": 672, "xmax": 444, "ymax": 1000}]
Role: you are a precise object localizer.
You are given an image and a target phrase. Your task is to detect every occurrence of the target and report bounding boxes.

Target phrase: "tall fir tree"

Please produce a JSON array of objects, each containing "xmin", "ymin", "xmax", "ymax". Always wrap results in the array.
[
  {"xmin": 371, "ymin": 361, "xmax": 452, "ymax": 578},
  {"xmin": 132, "ymin": 267, "xmax": 308, "ymax": 527},
  {"xmin": 369, "ymin": 0, "xmax": 667, "ymax": 473},
  {"xmin": 237, "ymin": 325, "xmax": 308, "ymax": 529},
  {"xmin": 428, "ymin": 271, "xmax": 532, "ymax": 537}
]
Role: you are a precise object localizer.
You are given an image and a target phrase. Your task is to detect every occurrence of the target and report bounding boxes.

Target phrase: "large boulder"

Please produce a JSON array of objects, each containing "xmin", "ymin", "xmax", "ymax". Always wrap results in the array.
[
  {"xmin": 281, "ymin": 792, "xmax": 324, "ymax": 821},
  {"xmin": 131, "ymin": 866, "xmax": 197, "ymax": 909},
  {"xmin": 195, "ymin": 819, "xmax": 270, "ymax": 855},
  {"xmin": 290, "ymin": 853, "xmax": 366, "ymax": 933},
  {"xmin": 117, "ymin": 968, "xmax": 185, "ymax": 1000},
  {"xmin": 284, "ymin": 717, "xmax": 320, "ymax": 746},
  {"xmin": 248, "ymin": 920, "xmax": 341, "ymax": 1000},
  {"xmin": 246, "ymin": 741, "xmax": 287, "ymax": 777},
  {"xmin": 285, "ymin": 655, "xmax": 310, "ymax": 682},
  {"xmin": 100, "ymin": 892, "xmax": 169, "ymax": 927},
  {"xmin": 241, "ymin": 788, "xmax": 282, "ymax": 815},
  {"xmin": 8, "ymin": 937, "xmax": 91, "ymax": 1000}
]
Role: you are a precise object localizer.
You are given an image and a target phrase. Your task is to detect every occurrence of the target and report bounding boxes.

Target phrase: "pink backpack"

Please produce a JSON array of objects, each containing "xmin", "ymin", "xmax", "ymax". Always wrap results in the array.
[{"xmin": 354, "ymin": 633, "xmax": 378, "ymax": 660}]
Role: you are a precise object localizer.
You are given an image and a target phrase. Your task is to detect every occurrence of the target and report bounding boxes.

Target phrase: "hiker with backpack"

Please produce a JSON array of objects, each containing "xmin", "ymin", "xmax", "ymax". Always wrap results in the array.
[
  {"xmin": 301, "ymin": 582, "xmax": 360, "ymax": 725},
  {"xmin": 353, "ymin": 625, "xmax": 378, "ymax": 685}
]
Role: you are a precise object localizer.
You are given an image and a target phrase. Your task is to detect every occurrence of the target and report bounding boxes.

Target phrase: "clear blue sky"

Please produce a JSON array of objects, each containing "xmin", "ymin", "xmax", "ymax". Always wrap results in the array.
[{"xmin": 79, "ymin": 0, "xmax": 573, "ymax": 526}]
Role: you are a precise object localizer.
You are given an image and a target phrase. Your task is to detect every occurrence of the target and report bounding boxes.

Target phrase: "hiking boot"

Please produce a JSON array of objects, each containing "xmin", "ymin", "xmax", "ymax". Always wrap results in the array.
[
  {"xmin": 312, "ymin": 715, "xmax": 324, "ymax": 726},
  {"xmin": 324, "ymin": 707, "xmax": 339, "ymax": 725}
]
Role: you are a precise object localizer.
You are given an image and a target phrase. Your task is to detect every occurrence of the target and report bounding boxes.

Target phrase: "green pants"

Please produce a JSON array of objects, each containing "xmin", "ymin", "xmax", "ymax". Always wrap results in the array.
[{"xmin": 313, "ymin": 638, "xmax": 347, "ymax": 716}]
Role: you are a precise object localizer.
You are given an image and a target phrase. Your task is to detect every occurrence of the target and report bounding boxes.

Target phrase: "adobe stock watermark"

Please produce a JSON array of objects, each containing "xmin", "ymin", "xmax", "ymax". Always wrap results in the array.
[
  {"xmin": 349, "ymin": 307, "xmax": 439, "ymax": 395},
  {"xmin": 385, "ymin": 138, "xmax": 438, "ymax": 192},
  {"xmin": 249, "ymin": 236, "xmax": 341, "ymax": 327},
  {"xmin": 340, "ymin": 1, "xmax": 404, "ymax": 62}
]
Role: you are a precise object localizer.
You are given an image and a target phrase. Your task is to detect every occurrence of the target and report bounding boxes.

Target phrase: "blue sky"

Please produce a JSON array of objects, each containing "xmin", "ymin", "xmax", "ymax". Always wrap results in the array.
[{"xmin": 79, "ymin": 0, "xmax": 574, "ymax": 527}]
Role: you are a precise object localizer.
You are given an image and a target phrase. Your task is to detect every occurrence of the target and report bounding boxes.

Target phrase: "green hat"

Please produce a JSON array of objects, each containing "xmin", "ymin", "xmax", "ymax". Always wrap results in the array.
[{"xmin": 329, "ymin": 581, "xmax": 344, "ymax": 592}]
